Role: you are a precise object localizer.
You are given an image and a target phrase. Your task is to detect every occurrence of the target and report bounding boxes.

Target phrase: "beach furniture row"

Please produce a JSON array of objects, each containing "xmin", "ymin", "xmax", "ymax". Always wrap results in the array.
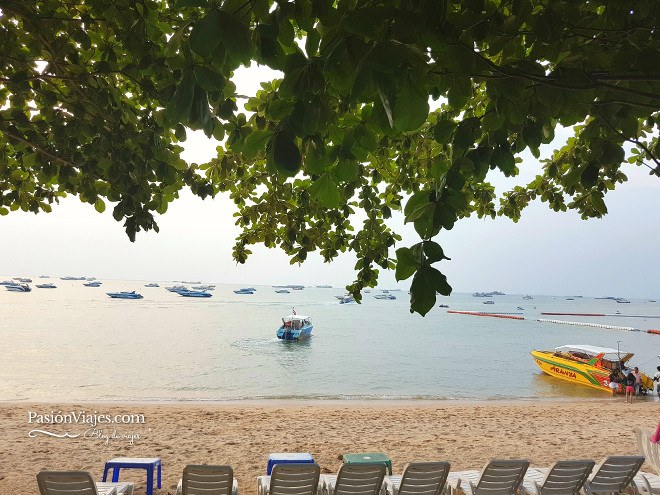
[{"xmin": 36, "ymin": 455, "xmax": 660, "ymax": 495}]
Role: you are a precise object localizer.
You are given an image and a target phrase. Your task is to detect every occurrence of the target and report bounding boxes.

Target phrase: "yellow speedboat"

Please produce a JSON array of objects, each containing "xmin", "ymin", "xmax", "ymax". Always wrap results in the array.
[{"xmin": 531, "ymin": 345, "xmax": 653, "ymax": 394}]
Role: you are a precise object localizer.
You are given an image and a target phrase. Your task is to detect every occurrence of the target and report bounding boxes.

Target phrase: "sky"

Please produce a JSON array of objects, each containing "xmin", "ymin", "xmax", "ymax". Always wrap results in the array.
[{"xmin": 1, "ymin": 66, "xmax": 659, "ymax": 298}]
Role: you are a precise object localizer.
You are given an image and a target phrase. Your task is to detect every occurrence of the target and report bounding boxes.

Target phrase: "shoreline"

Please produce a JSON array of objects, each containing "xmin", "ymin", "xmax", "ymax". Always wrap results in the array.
[
  {"xmin": 2, "ymin": 400, "xmax": 658, "ymax": 494},
  {"xmin": 3, "ymin": 395, "xmax": 657, "ymax": 407}
]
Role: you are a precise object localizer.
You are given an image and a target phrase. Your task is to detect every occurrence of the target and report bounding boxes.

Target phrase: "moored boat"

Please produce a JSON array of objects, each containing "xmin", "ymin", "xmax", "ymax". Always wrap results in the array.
[
  {"xmin": 5, "ymin": 283, "xmax": 31, "ymax": 292},
  {"xmin": 166, "ymin": 285, "xmax": 188, "ymax": 292},
  {"xmin": 145, "ymin": 283, "xmax": 160, "ymax": 287},
  {"xmin": 277, "ymin": 312, "xmax": 313, "ymax": 341},
  {"xmin": 107, "ymin": 291, "xmax": 143, "ymax": 299},
  {"xmin": 275, "ymin": 289, "xmax": 290, "ymax": 293},
  {"xmin": 374, "ymin": 293, "xmax": 396, "ymax": 300},
  {"xmin": 36, "ymin": 283, "xmax": 57, "ymax": 289},
  {"xmin": 234, "ymin": 288, "xmax": 254, "ymax": 294},
  {"xmin": 176, "ymin": 289, "xmax": 212, "ymax": 298},
  {"xmin": 338, "ymin": 294, "xmax": 355, "ymax": 304},
  {"xmin": 531, "ymin": 345, "xmax": 653, "ymax": 394},
  {"xmin": 83, "ymin": 281, "xmax": 102, "ymax": 287}
]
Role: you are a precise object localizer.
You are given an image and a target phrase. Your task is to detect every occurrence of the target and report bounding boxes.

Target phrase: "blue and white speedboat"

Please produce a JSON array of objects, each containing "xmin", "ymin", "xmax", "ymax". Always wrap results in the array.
[
  {"xmin": 234, "ymin": 288, "xmax": 254, "ymax": 294},
  {"xmin": 107, "ymin": 291, "xmax": 143, "ymax": 299},
  {"xmin": 277, "ymin": 313, "xmax": 313, "ymax": 341},
  {"xmin": 374, "ymin": 293, "xmax": 396, "ymax": 300},
  {"xmin": 84, "ymin": 281, "xmax": 102, "ymax": 287},
  {"xmin": 176, "ymin": 289, "xmax": 212, "ymax": 298},
  {"xmin": 36, "ymin": 283, "xmax": 57, "ymax": 289},
  {"xmin": 5, "ymin": 283, "xmax": 31, "ymax": 292},
  {"xmin": 166, "ymin": 285, "xmax": 188, "ymax": 292}
]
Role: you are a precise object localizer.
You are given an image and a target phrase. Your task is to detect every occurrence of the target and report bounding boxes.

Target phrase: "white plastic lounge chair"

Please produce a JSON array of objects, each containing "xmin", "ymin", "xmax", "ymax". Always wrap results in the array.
[
  {"xmin": 257, "ymin": 463, "xmax": 321, "ymax": 495},
  {"xmin": 521, "ymin": 460, "xmax": 595, "ymax": 495},
  {"xmin": 176, "ymin": 465, "xmax": 238, "ymax": 495},
  {"xmin": 446, "ymin": 459, "xmax": 530, "ymax": 495},
  {"xmin": 635, "ymin": 427, "xmax": 660, "ymax": 476},
  {"xmin": 581, "ymin": 456, "xmax": 644, "ymax": 495},
  {"xmin": 633, "ymin": 427, "xmax": 660, "ymax": 495},
  {"xmin": 37, "ymin": 471, "xmax": 134, "ymax": 495},
  {"xmin": 322, "ymin": 463, "xmax": 387, "ymax": 495},
  {"xmin": 384, "ymin": 462, "xmax": 451, "ymax": 495}
]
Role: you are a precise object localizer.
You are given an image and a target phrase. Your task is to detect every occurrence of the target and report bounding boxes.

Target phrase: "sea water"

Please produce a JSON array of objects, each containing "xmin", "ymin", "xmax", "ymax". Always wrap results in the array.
[{"xmin": 1, "ymin": 281, "xmax": 659, "ymax": 401}]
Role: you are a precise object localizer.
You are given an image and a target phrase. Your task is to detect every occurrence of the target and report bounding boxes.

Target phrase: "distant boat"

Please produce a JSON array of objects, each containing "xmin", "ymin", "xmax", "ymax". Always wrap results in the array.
[
  {"xmin": 615, "ymin": 298, "xmax": 631, "ymax": 303},
  {"xmin": 144, "ymin": 283, "xmax": 160, "ymax": 287},
  {"xmin": 181, "ymin": 281, "xmax": 201, "ymax": 285},
  {"xmin": 483, "ymin": 300, "xmax": 495, "ymax": 304},
  {"xmin": 166, "ymin": 285, "xmax": 188, "ymax": 292},
  {"xmin": 517, "ymin": 306, "xmax": 524, "ymax": 310},
  {"xmin": 276, "ymin": 313, "xmax": 313, "ymax": 341},
  {"xmin": 83, "ymin": 281, "xmax": 102, "ymax": 287},
  {"xmin": 339, "ymin": 294, "xmax": 355, "ymax": 304},
  {"xmin": 60, "ymin": 276, "xmax": 86, "ymax": 280},
  {"xmin": 13, "ymin": 277, "xmax": 32, "ymax": 283},
  {"xmin": 275, "ymin": 289, "xmax": 290, "ymax": 293},
  {"xmin": 316, "ymin": 285, "xmax": 332, "ymax": 288},
  {"xmin": 438, "ymin": 304, "xmax": 449, "ymax": 308},
  {"xmin": 36, "ymin": 283, "xmax": 57, "ymax": 289},
  {"xmin": 566, "ymin": 298, "xmax": 575, "ymax": 300},
  {"xmin": 0, "ymin": 280, "xmax": 16, "ymax": 285},
  {"xmin": 5, "ymin": 283, "xmax": 31, "ymax": 292},
  {"xmin": 234, "ymin": 288, "xmax": 254, "ymax": 294},
  {"xmin": 374, "ymin": 293, "xmax": 396, "ymax": 300},
  {"xmin": 176, "ymin": 289, "xmax": 212, "ymax": 298},
  {"xmin": 192, "ymin": 285, "xmax": 215, "ymax": 290},
  {"xmin": 107, "ymin": 291, "xmax": 143, "ymax": 299},
  {"xmin": 241, "ymin": 287, "xmax": 256, "ymax": 291},
  {"xmin": 522, "ymin": 295, "xmax": 533, "ymax": 300},
  {"xmin": 291, "ymin": 285, "xmax": 304, "ymax": 290}
]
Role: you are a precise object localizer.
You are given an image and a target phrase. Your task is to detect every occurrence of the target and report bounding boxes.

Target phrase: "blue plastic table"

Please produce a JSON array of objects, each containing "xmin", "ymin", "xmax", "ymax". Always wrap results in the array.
[
  {"xmin": 342, "ymin": 453, "xmax": 392, "ymax": 475},
  {"xmin": 267, "ymin": 452, "xmax": 314, "ymax": 475},
  {"xmin": 103, "ymin": 457, "xmax": 161, "ymax": 495}
]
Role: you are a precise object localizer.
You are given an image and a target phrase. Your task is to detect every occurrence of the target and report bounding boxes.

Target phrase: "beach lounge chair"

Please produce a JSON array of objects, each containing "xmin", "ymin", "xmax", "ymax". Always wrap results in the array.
[
  {"xmin": 322, "ymin": 464, "xmax": 387, "ymax": 495},
  {"xmin": 633, "ymin": 427, "xmax": 660, "ymax": 495},
  {"xmin": 176, "ymin": 465, "xmax": 238, "ymax": 495},
  {"xmin": 37, "ymin": 471, "xmax": 134, "ymax": 495},
  {"xmin": 521, "ymin": 460, "xmax": 595, "ymax": 495},
  {"xmin": 581, "ymin": 456, "xmax": 645, "ymax": 495},
  {"xmin": 257, "ymin": 463, "xmax": 321, "ymax": 495},
  {"xmin": 383, "ymin": 462, "xmax": 451, "ymax": 495},
  {"xmin": 446, "ymin": 459, "xmax": 530, "ymax": 495}
]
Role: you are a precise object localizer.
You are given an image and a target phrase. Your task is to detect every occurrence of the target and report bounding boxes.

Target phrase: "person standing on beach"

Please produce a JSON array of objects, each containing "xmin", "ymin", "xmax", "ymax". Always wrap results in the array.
[
  {"xmin": 609, "ymin": 370, "xmax": 620, "ymax": 393},
  {"xmin": 632, "ymin": 367, "xmax": 642, "ymax": 395},
  {"xmin": 653, "ymin": 366, "xmax": 660, "ymax": 398},
  {"xmin": 625, "ymin": 369, "xmax": 636, "ymax": 402}
]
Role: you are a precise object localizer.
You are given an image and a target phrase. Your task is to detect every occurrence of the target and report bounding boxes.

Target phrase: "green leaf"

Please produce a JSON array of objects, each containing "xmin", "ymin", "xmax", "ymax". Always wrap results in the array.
[
  {"xmin": 410, "ymin": 265, "xmax": 437, "ymax": 316},
  {"xmin": 393, "ymin": 80, "xmax": 429, "ymax": 132},
  {"xmin": 304, "ymin": 140, "xmax": 331, "ymax": 174},
  {"xmin": 395, "ymin": 247, "xmax": 421, "ymax": 281},
  {"xmin": 309, "ymin": 174, "xmax": 341, "ymax": 208},
  {"xmin": 243, "ymin": 130, "xmax": 274, "ymax": 160},
  {"xmin": 591, "ymin": 192, "xmax": 607, "ymax": 215},
  {"xmin": 423, "ymin": 240, "xmax": 450, "ymax": 263},
  {"xmin": 580, "ymin": 162, "xmax": 600, "ymax": 188},
  {"xmin": 176, "ymin": 0, "xmax": 208, "ymax": 6},
  {"xmin": 169, "ymin": 70, "xmax": 195, "ymax": 123},
  {"xmin": 94, "ymin": 198, "xmax": 106, "ymax": 213},
  {"xmin": 217, "ymin": 10, "xmax": 253, "ymax": 64},
  {"xmin": 404, "ymin": 190, "xmax": 431, "ymax": 223},
  {"xmin": 491, "ymin": 148, "xmax": 516, "ymax": 176},
  {"xmin": 271, "ymin": 132, "xmax": 302, "ymax": 177},
  {"xmin": 189, "ymin": 10, "xmax": 222, "ymax": 59}
]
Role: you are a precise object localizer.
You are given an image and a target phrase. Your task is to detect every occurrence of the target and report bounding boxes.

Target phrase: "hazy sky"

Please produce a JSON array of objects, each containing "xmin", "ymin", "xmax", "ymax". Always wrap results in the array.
[{"xmin": 2, "ymin": 66, "xmax": 659, "ymax": 298}]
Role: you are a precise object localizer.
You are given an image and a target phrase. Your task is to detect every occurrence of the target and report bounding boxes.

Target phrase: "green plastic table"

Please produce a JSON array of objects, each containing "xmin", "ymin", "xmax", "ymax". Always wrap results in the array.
[{"xmin": 342, "ymin": 453, "xmax": 392, "ymax": 475}]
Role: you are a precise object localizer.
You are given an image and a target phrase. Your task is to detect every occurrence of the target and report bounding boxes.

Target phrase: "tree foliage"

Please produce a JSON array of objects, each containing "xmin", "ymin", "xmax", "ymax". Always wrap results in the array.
[{"xmin": 1, "ymin": 0, "xmax": 659, "ymax": 315}]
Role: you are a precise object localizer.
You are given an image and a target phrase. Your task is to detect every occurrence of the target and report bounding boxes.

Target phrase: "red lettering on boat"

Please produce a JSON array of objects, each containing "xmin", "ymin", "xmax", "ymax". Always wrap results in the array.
[{"xmin": 550, "ymin": 366, "xmax": 577, "ymax": 379}]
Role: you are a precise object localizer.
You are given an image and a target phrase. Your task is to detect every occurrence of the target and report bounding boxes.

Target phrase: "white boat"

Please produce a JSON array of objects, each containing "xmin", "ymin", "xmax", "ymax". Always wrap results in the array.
[
  {"xmin": 166, "ymin": 285, "xmax": 188, "ymax": 292},
  {"xmin": 83, "ymin": 281, "xmax": 102, "ymax": 287},
  {"xmin": 5, "ymin": 283, "xmax": 31, "ymax": 292},
  {"xmin": 483, "ymin": 300, "xmax": 495, "ymax": 304},
  {"xmin": 374, "ymin": 293, "xmax": 396, "ymax": 300},
  {"xmin": 276, "ymin": 313, "xmax": 313, "ymax": 341},
  {"xmin": 145, "ymin": 283, "xmax": 160, "ymax": 287},
  {"xmin": 339, "ymin": 294, "xmax": 355, "ymax": 304},
  {"xmin": 234, "ymin": 288, "xmax": 254, "ymax": 294},
  {"xmin": 36, "ymin": 283, "xmax": 57, "ymax": 289},
  {"xmin": 275, "ymin": 289, "xmax": 290, "ymax": 293}
]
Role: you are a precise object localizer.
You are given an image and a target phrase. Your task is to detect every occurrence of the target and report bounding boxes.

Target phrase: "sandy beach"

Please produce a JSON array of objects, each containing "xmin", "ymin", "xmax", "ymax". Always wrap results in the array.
[{"xmin": 1, "ymin": 400, "xmax": 658, "ymax": 495}]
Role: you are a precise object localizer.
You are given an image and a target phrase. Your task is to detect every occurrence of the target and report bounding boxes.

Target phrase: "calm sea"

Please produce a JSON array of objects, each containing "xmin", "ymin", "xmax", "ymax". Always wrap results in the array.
[{"xmin": 1, "ymin": 279, "xmax": 659, "ymax": 402}]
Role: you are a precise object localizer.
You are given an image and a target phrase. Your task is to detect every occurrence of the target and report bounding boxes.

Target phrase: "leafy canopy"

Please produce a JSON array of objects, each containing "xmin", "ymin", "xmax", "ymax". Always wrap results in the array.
[{"xmin": 1, "ymin": 0, "xmax": 659, "ymax": 315}]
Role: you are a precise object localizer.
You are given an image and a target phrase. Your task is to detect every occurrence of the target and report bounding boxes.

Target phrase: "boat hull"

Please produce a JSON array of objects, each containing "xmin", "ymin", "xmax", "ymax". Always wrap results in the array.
[
  {"xmin": 276, "ymin": 324, "xmax": 313, "ymax": 341},
  {"xmin": 531, "ymin": 350, "xmax": 616, "ymax": 394}
]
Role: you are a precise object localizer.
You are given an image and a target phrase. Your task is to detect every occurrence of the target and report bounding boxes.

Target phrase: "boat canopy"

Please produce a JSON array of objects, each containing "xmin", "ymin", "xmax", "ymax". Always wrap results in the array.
[
  {"xmin": 283, "ymin": 315, "xmax": 310, "ymax": 322},
  {"xmin": 555, "ymin": 345, "xmax": 633, "ymax": 362}
]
